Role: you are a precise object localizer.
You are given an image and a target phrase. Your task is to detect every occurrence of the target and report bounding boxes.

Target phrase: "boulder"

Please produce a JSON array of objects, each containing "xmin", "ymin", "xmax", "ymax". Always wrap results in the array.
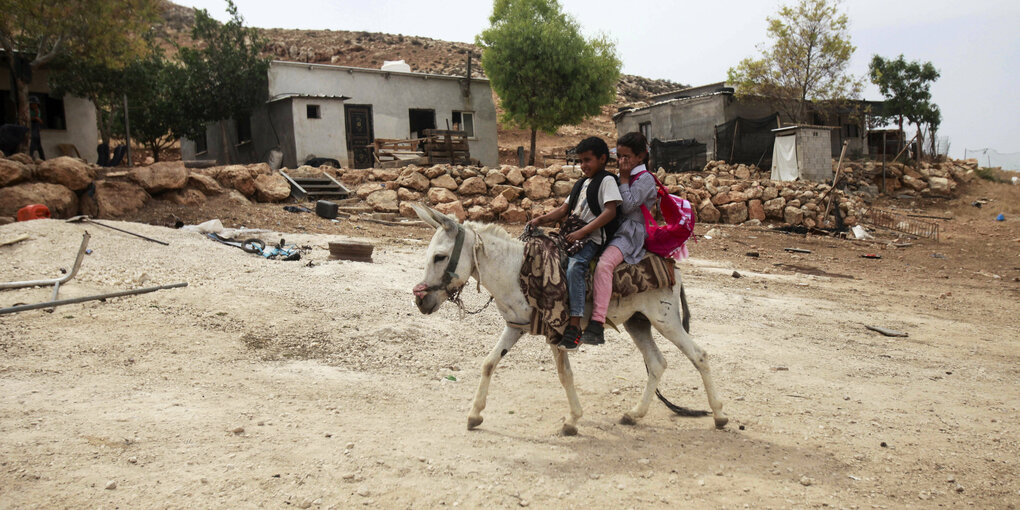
[
  {"xmin": 484, "ymin": 171, "xmax": 507, "ymax": 187},
  {"xmin": 397, "ymin": 187, "xmax": 421, "ymax": 201},
  {"xmin": 762, "ymin": 186, "xmax": 779, "ymax": 201},
  {"xmin": 246, "ymin": 163, "xmax": 271, "ymax": 177},
  {"xmin": 424, "ymin": 165, "xmax": 448, "ymax": 179},
  {"xmin": 697, "ymin": 199, "xmax": 720, "ymax": 223},
  {"xmin": 523, "ymin": 175, "xmax": 553, "ymax": 200},
  {"xmin": 467, "ymin": 205, "xmax": 494, "ymax": 222},
  {"xmin": 130, "ymin": 162, "xmax": 188, "ymax": 194},
  {"xmin": 227, "ymin": 190, "xmax": 251, "ymax": 206},
  {"xmin": 187, "ymin": 173, "xmax": 224, "ymax": 195},
  {"xmin": 427, "ymin": 187, "xmax": 458, "ymax": 204},
  {"xmin": 340, "ymin": 169, "xmax": 369, "ymax": 187},
  {"xmin": 490, "ymin": 194, "xmax": 509, "ymax": 213},
  {"xmin": 490, "ymin": 184, "xmax": 522, "ymax": 201},
  {"xmin": 8, "ymin": 153, "xmax": 33, "ymax": 165},
  {"xmin": 398, "ymin": 171, "xmax": 430, "ymax": 192},
  {"xmin": 764, "ymin": 197, "xmax": 786, "ymax": 220},
  {"xmin": 552, "ymin": 180, "xmax": 574, "ymax": 197},
  {"xmin": 254, "ymin": 173, "xmax": 291, "ymax": 202},
  {"xmin": 399, "ymin": 201, "xmax": 418, "ymax": 218},
  {"xmin": 91, "ymin": 180, "xmax": 148, "ymax": 218},
  {"xmin": 356, "ymin": 183, "xmax": 384, "ymax": 199},
  {"xmin": 784, "ymin": 206, "xmax": 804, "ymax": 225},
  {"xmin": 901, "ymin": 175, "xmax": 927, "ymax": 192},
  {"xmin": 435, "ymin": 200, "xmax": 466, "ymax": 222},
  {"xmin": 0, "ymin": 158, "xmax": 32, "ymax": 187},
  {"xmin": 748, "ymin": 199, "xmax": 766, "ymax": 222},
  {"xmin": 505, "ymin": 167, "xmax": 525, "ymax": 186},
  {"xmin": 430, "ymin": 174, "xmax": 458, "ymax": 190},
  {"xmin": 0, "ymin": 182, "xmax": 78, "ymax": 218},
  {"xmin": 928, "ymin": 177, "xmax": 951, "ymax": 196},
  {"xmin": 500, "ymin": 204, "xmax": 528, "ymax": 224},
  {"xmin": 711, "ymin": 190, "xmax": 743, "ymax": 206},
  {"xmin": 215, "ymin": 165, "xmax": 257, "ymax": 196},
  {"xmin": 162, "ymin": 188, "xmax": 206, "ymax": 206},
  {"xmin": 371, "ymin": 168, "xmax": 399, "ymax": 181},
  {"xmin": 734, "ymin": 165, "xmax": 751, "ymax": 180},
  {"xmin": 366, "ymin": 189, "xmax": 399, "ymax": 212},
  {"xmin": 718, "ymin": 201, "xmax": 748, "ymax": 224},
  {"xmin": 34, "ymin": 156, "xmax": 95, "ymax": 191},
  {"xmin": 458, "ymin": 176, "xmax": 487, "ymax": 195}
]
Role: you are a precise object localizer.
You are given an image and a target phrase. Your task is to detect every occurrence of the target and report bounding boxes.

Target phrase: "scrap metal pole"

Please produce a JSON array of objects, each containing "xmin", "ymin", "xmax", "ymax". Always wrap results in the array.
[
  {"xmin": 0, "ymin": 282, "xmax": 188, "ymax": 316},
  {"xmin": 0, "ymin": 232, "xmax": 90, "ymax": 290}
]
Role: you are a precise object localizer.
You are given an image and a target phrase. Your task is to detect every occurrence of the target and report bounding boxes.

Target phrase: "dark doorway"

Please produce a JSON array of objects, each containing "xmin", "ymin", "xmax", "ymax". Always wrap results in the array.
[
  {"xmin": 345, "ymin": 104, "xmax": 375, "ymax": 169},
  {"xmin": 408, "ymin": 108, "xmax": 435, "ymax": 139}
]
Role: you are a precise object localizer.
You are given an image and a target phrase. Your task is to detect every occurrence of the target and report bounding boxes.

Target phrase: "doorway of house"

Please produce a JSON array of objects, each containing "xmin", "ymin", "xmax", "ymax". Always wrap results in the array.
[
  {"xmin": 345, "ymin": 104, "xmax": 375, "ymax": 169},
  {"xmin": 409, "ymin": 109, "xmax": 436, "ymax": 139}
]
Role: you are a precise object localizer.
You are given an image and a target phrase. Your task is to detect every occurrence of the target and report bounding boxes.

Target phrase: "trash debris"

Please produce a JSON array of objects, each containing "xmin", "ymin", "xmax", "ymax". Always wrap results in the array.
[
  {"xmin": 861, "ymin": 254, "xmax": 882, "ymax": 259},
  {"xmin": 931, "ymin": 253, "xmax": 946, "ymax": 259},
  {"xmin": 16, "ymin": 204, "xmax": 50, "ymax": 221},
  {"xmin": 181, "ymin": 218, "xmax": 224, "ymax": 234},
  {"xmin": 784, "ymin": 248, "xmax": 812, "ymax": 254},
  {"xmin": 851, "ymin": 225, "xmax": 874, "ymax": 240},
  {"xmin": 206, "ymin": 233, "xmax": 301, "ymax": 261},
  {"xmin": 283, "ymin": 205, "xmax": 313, "ymax": 214},
  {"xmin": 731, "ymin": 271, "xmax": 742, "ymax": 278},
  {"xmin": 745, "ymin": 251, "xmax": 759, "ymax": 258},
  {"xmin": 865, "ymin": 325, "xmax": 908, "ymax": 337},
  {"xmin": 995, "ymin": 214, "xmax": 1005, "ymax": 221},
  {"xmin": 316, "ymin": 200, "xmax": 339, "ymax": 219},
  {"xmin": 329, "ymin": 241, "xmax": 374, "ymax": 262},
  {"xmin": 0, "ymin": 233, "xmax": 30, "ymax": 247},
  {"xmin": 0, "ymin": 232, "xmax": 90, "ymax": 309},
  {"xmin": 66, "ymin": 215, "xmax": 169, "ymax": 246},
  {"xmin": 0, "ymin": 282, "xmax": 188, "ymax": 315}
]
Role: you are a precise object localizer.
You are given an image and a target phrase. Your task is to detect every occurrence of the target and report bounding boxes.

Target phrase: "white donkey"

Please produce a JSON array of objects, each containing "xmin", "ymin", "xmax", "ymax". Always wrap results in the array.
[{"xmin": 410, "ymin": 204, "xmax": 727, "ymax": 435}]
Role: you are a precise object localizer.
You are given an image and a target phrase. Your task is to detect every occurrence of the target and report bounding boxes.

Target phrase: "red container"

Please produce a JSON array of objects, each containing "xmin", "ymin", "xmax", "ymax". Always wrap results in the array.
[{"xmin": 17, "ymin": 204, "xmax": 50, "ymax": 222}]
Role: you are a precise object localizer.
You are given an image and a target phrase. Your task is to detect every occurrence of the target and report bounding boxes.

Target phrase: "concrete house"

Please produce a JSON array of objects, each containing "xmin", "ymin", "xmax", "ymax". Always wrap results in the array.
[
  {"xmin": 182, "ymin": 60, "xmax": 499, "ymax": 168},
  {"xmin": 0, "ymin": 64, "xmax": 98, "ymax": 162},
  {"xmin": 614, "ymin": 81, "xmax": 874, "ymax": 171}
]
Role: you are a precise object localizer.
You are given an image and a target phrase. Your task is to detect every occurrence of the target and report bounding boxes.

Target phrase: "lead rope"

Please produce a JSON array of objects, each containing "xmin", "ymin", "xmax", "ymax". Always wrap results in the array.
[{"xmin": 449, "ymin": 229, "xmax": 494, "ymax": 315}]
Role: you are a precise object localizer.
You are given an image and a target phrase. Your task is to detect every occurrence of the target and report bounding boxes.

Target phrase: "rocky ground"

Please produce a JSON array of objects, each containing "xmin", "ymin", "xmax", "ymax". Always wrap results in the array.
[{"xmin": 0, "ymin": 161, "xmax": 1018, "ymax": 508}]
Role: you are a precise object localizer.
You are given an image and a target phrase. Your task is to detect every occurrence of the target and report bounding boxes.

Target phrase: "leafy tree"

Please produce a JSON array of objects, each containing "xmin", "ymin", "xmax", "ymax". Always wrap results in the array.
[
  {"xmin": 122, "ymin": 46, "xmax": 191, "ymax": 162},
  {"xmin": 176, "ymin": 0, "xmax": 270, "ymax": 163},
  {"xmin": 869, "ymin": 54, "xmax": 940, "ymax": 161},
  {"xmin": 48, "ymin": 61, "xmax": 127, "ymax": 150},
  {"xmin": 728, "ymin": 0, "xmax": 862, "ymax": 123},
  {"xmin": 0, "ymin": 0, "xmax": 159, "ymax": 150},
  {"xmin": 478, "ymin": 0, "xmax": 620, "ymax": 165}
]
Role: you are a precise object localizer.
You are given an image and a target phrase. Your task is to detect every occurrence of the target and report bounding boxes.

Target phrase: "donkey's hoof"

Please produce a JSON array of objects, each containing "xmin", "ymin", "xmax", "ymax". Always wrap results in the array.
[
  {"xmin": 467, "ymin": 416, "xmax": 483, "ymax": 430},
  {"xmin": 714, "ymin": 416, "xmax": 729, "ymax": 429},
  {"xmin": 561, "ymin": 423, "xmax": 578, "ymax": 436},
  {"xmin": 619, "ymin": 413, "xmax": 637, "ymax": 426}
]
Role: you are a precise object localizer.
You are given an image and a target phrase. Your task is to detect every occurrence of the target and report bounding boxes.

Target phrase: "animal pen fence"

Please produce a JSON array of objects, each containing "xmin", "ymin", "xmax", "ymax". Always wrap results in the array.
[
  {"xmin": 715, "ymin": 113, "xmax": 781, "ymax": 167},
  {"xmin": 649, "ymin": 138, "xmax": 707, "ymax": 173}
]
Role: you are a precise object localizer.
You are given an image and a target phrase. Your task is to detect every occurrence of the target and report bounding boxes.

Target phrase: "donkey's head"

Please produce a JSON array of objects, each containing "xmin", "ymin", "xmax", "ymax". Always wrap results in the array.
[{"xmin": 410, "ymin": 204, "xmax": 478, "ymax": 314}]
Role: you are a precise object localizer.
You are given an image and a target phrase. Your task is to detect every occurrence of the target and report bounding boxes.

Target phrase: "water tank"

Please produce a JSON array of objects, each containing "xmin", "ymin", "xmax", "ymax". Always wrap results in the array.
[{"xmin": 381, "ymin": 60, "xmax": 411, "ymax": 73}]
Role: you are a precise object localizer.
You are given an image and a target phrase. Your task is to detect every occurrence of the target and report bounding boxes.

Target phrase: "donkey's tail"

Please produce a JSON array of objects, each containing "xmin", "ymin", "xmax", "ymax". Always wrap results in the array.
[{"xmin": 654, "ymin": 278, "xmax": 710, "ymax": 417}]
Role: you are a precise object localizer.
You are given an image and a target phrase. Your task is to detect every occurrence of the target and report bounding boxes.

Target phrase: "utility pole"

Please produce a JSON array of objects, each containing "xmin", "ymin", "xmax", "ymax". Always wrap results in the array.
[{"xmin": 123, "ymin": 94, "xmax": 132, "ymax": 166}]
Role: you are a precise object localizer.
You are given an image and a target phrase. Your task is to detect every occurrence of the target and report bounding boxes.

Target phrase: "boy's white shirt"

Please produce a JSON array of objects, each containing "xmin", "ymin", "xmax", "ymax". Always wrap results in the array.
[{"xmin": 570, "ymin": 175, "xmax": 623, "ymax": 245}]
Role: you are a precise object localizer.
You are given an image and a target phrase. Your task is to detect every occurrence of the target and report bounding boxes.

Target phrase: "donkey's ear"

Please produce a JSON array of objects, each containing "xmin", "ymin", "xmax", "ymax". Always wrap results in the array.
[
  {"xmin": 432, "ymin": 209, "xmax": 460, "ymax": 232},
  {"xmin": 411, "ymin": 203, "xmax": 442, "ymax": 229}
]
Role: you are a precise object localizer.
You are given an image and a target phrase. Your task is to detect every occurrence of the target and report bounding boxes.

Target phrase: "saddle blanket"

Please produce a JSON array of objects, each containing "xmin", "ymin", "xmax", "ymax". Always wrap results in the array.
[{"xmin": 519, "ymin": 233, "xmax": 675, "ymax": 340}]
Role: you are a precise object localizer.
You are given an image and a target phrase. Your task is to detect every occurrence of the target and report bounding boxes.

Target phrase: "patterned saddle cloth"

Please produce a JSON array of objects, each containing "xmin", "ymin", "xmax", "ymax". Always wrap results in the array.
[{"xmin": 518, "ymin": 230, "xmax": 675, "ymax": 340}]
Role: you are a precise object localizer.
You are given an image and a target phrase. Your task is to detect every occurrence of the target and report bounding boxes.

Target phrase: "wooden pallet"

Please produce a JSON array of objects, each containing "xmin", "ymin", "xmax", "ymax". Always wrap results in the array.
[
  {"xmin": 279, "ymin": 170, "xmax": 351, "ymax": 201},
  {"xmin": 422, "ymin": 129, "xmax": 471, "ymax": 165}
]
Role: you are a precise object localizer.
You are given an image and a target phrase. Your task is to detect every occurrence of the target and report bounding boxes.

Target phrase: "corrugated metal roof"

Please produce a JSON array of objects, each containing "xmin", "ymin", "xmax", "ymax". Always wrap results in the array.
[{"xmin": 267, "ymin": 93, "xmax": 351, "ymax": 103}]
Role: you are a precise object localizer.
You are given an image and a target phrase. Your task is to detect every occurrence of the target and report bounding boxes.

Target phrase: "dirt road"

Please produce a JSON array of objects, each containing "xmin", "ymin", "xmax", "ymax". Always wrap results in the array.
[{"xmin": 1, "ymin": 180, "xmax": 1017, "ymax": 509}]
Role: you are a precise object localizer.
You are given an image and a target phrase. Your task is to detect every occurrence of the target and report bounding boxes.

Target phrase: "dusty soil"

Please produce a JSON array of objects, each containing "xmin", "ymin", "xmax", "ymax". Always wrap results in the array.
[{"xmin": 1, "ymin": 179, "xmax": 1018, "ymax": 509}]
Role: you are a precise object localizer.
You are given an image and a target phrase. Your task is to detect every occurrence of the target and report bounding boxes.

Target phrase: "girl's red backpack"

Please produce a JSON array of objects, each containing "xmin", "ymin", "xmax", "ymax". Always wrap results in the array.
[{"xmin": 633, "ymin": 171, "xmax": 695, "ymax": 260}]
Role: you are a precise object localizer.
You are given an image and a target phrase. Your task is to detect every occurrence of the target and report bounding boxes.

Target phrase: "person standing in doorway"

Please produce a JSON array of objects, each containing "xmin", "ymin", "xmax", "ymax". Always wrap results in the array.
[{"xmin": 28, "ymin": 96, "xmax": 45, "ymax": 160}]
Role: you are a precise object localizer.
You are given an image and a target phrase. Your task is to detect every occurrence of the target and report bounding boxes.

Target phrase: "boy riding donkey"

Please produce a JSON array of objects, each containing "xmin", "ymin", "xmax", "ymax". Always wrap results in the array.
[{"xmin": 526, "ymin": 137, "xmax": 622, "ymax": 350}]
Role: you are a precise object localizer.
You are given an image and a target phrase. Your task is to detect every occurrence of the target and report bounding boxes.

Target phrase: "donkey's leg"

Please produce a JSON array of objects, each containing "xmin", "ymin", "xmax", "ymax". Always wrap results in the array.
[
  {"xmin": 551, "ymin": 345, "xmax": 583, "ymax": 436},
  {"xmin": 468, "ymin": 325, "xmax": 524, "ymax": 430},
  {"xmin": 650, "ymin": 306, "xmax": 729, "ymax": 429},
  {"xmin": 620, "ymin": 315, "xmax": 666, "ymax": 426}
]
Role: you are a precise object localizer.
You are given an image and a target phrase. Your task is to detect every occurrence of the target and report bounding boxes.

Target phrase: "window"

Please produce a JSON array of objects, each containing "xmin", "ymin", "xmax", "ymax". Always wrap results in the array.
[
  {"xmin": 194, "ymin": 132, "xmax": 208, "ymax": 155},
  {"xmin": 408, "ymin": 108, "xmax": 436, "ymax": 138},
  {"xmin": 452, "ymin": 111, "xmax": 474, "ymax": 137},
  {"xmin": 307, "ymin": 104, "xmax": 321, "ymax": 119},
  {"xmin": 639, "ymin": 121, "xmax": 651, "ymax": 142},
  {"xmin": 235, "ymin": 116, "xmax": 252, "ymax": 145},
  {"xmin": 0, "ymin": 91, "xmax": 65, "ymax": 129}
]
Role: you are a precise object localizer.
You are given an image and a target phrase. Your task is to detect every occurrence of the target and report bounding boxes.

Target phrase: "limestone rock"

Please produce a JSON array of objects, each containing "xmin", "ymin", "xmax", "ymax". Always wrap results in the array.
[
  {"xmin": 552, "ymin": 180, "xmax": 574, "ymax": 197},
  {"xmin": 901, "ymin": 175, "xmax": 927, "ymax": 192},
  {"xmin": 764, "ymin": 197, "xmax": 786, "ymax": 220},
  {"xmin": 227, "ymin": 190, "xmax": 251, "ymax": 206},
  {"xmin": 398, "ymin": 171, "xmax": 430, "ymax": 192},
  {"xmin": 254, "ymin": 173, "xmax": 291, "ymax": 202},
  {"xmin": 762, "ymin": 187, "xmax": 779, "ymax": 201},
  {"xmin": 356, "ymin": 183, "xmax": 384, "ymax": 199},
  {"xmin": 927, "ymin": 177, "xmax": 951, "ymax": 196},
  {"xmin": 523, "ymin": 175, "xmax": 552, "ymax": 200},
  {"xmin": 91, "ymin": 180, "xmax": 148, "ymax": 218},
  {"xmin": 371, "ymin": 168, "xmax": 399, "ymax": 181},
  {"xmin": 162, "ymin": 188, "xmax": 206, "ymax": 206},
  {"xmin": 467, "ymin": 205, "xmax": 494, "ymax": 222},
  {"xmin": 505, "ymin": 167, "xmax": 525, "ymax": 186},
  {"xmin": 187, "ymin": 173, "xmax": 223, "ymax": 195},
  {"xmin": 8, "ymin": 153, "xmax": 33, "ymax": 165},
  {"xmin": 490, "ymin": 194, "xmax": 509, "ymax": 213},
  {"xmin": 246, "ymin": 162, "xmax": 272, "ymax": 177},
  {"xmin": 33, "ymin": 157, "xmax": 94, "ymax": 191},
  {"xmin": 399, "ymin": 201, "xmax": 418, "ymax": 218},
  {"xmin": 215, "ymin": 165, "xmax": 257, "ymax": 196},
  {"xmin": 366, "ymin": 189, "xmax": 399, "ymax": 212},
  {"xmin": 430, "ymin": 174, "xmax": 458, "ymax": 190},
  {"xmin": 427, "ymin": 187, "xmax": 458, "ymax": 204},
  {"xmin": 484, "ymin": 171, "xmax": 507, "ymax": 187},
  {"xmin": 500, "ymin": 204, "xmax": 528, "ymax": 224},
  {"xmin": 0, "ymin": 182, "xmax": 78, "ymax": 218},
  {"xmin": 424, "ymin": 165, "xmax": 448, "ymax": 179},
  {"xmin": 734, "ymin": 165, "xmax": 751, "ymax": 180},
  {"xmin": 340, "ymin": 169, "xmax": 369, "ymax": 187},
  {"xmin": 697, "ymin": 199, "xmax": 720, "ymax": 223},
  {"xmin": 458, "ymin": 176, "xmax": 487, "ymax": 195},
  {"xmin": 490, "ymin": 185, "xmax": 522, "ymax": 201},
  {"xmin": 435, "ymin": 200, "xmax": 466, "ymax": 222},
  {"xmin": 718, "ymin": 201, "xmax": 748, "ymax": 224},
  {"xmin": 0, "ymin": 158, "xmax": 32, "ymax": 187},
  {"xmin": 748, "ymin": 199, "xmax": 766, "ymax": 222},
  {"xmin": 397, "ymin": 187, "xmax": 421, "ymax": 201},
  {"xmin": 784, "ymin": 206, "xmax": 804, "ymax": 225}
]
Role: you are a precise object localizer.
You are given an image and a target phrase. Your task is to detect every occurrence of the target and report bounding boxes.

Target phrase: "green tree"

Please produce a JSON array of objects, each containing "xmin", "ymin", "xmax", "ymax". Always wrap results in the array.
[
  {"xmin": 48, "ymin": 61, "xmax": 127, "ymax": 150},
  {"xmin": 0, "ymin": 0, "xmax": 159, "ymax": 151},
  {"xmin": 869, "ymin": 54, "xmax": 941, "ymax": 161},
  {"xmin": 477, "ymin": 0, "xmax": 620, "ymax": 165},
  {"xmin": 176, "ymin": 0, "xmax": 270, "ymax": 163},
  {"xmin": 728, "ymin": 0, "xmax": 862, "ymax": 123}
]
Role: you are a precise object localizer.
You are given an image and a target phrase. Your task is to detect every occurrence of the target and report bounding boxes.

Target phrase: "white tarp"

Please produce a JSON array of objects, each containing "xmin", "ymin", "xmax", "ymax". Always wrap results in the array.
[{"xmin": 771, "ymin": 135, "xmax": 799, "ymax": 181}]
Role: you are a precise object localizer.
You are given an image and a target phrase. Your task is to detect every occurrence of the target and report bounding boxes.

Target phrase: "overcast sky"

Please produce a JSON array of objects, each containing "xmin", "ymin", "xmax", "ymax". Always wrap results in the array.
[{"xmin": 181, "ymin": 0, "xmax": 1019, "ymax": 159}]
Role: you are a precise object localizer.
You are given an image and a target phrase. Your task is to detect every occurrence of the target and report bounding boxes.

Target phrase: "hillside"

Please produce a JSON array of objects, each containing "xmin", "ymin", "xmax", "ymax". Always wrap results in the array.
[{"xmin": 156, "ymin": 1, "xmax": 684, "ymax": 161}]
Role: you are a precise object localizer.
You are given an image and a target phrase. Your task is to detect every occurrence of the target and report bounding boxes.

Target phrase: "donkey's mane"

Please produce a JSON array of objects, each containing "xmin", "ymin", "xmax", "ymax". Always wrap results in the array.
[{"xmin": 464, "ymin": 221, "xmax": 521, "ymax": 245}]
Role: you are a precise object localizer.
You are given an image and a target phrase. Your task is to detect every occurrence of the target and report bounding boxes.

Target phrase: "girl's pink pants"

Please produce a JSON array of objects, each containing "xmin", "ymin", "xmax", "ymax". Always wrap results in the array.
[{"xmin": 592, "ymin": 245, "xmax": 624, "ymax": 323}]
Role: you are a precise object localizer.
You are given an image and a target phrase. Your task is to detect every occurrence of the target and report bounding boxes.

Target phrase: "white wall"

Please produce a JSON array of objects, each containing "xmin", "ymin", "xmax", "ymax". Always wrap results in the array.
[{"xmin": 0, "ymin": 67, "xmax": 98, "ymax": 163}]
